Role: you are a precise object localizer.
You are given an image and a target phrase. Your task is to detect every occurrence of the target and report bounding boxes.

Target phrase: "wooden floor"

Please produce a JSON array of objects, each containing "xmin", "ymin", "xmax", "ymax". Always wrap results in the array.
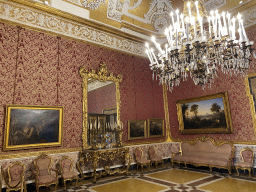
[{"xmin": 24, "ymin": 165, "xmax": 256, "ymax": 192}]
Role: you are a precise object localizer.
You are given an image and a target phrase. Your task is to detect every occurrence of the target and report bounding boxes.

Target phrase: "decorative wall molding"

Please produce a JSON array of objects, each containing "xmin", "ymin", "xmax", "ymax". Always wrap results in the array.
[{"xmin": 0, "ymin": 0, "xmax": 146, "ymax": 57}]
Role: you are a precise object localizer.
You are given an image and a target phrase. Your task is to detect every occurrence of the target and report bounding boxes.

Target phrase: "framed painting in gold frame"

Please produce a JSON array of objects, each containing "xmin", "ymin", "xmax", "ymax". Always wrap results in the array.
[
  {"xmin": 128, "ymin": 120, "xmax": 146, "ymax": 140},
  {"xmin": 147, "ymin": 118, "xmax": 164, "ymax": 138},
  {"xmin": 4, "ymin": 105, "xmax": 63, "ymax": 151},
  {"xmin": 176, "ymin": 92, "xmax": 233, "ymax": 134},
  {"xmin": 246, "ymin": 73, "xmax": 256, "ymax": 133}
]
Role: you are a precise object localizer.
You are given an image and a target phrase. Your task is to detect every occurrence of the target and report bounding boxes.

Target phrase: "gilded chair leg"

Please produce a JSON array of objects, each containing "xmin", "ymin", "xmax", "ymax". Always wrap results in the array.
[
  {"xmin": 76, "ymin": 178, "xmax": 78, "ymax": 186},
  {"xmin": 236, "ymin": 168, "xmax": 239, "ymax": 176},
  {"xmin": 249, "ymin": 169, "xmax": 251, "ymax": 177},
  {"xmin": 36, "ymin": 186, "xmax": 39, "ymax": 192},
  {"xmin": 228, "ymin": 168, "xmax": 232, "ymax": 175},
  {"xmin": 137, "ymin": 164, "xmax": 139, "ymax": 170},
  {"xmin": 64, "ymin": 180, "xmax": 66, "ymax": 189},
  {"xmin": 209, "ymin": 166, "xmax": 212, "ymax": 173}
]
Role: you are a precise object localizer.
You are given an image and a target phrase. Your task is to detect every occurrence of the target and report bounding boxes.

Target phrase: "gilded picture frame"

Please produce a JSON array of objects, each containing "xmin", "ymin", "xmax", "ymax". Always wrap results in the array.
[
  {"xmin": 176, "ymin": 92, "xmax": 233, "ymax": 134},
  {"xmin": 4, "ymin": 105, "xmax": 63, "ymax": 151},
  {"xmin": 245, "ymin": 73, "xmax": 256, "ymax": 135},
  {"xmin": 128, "ymin": 120, "xmax": 147, "ymax": 140},
  {"xmin": 147, "ymin": 118, "xmax": 164, "ymax": 138}
]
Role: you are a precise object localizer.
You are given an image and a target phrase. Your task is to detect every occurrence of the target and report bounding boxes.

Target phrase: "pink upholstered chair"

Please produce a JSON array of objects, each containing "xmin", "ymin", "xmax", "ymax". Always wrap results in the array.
[
  {"xmin": 59, "ymin": 156, "xmax": 79, "ymax": 189},
  {"xmin": 33, "ymin": 153, "xmax": 59, "ymax": 192},
  {"xmin": 1, "ymin": 162, "xmax": 26, "ymax": 192},
  {"xmin": 236, "ymin": 147, "xmax": 254, "ymax": 177},
  {"xmin": 148, "ymin": 146, "xmax": 164, "ymax": 168},
  {"xmin": 134, "ymin": 148, "xmax": 151, "ymax": 173}
]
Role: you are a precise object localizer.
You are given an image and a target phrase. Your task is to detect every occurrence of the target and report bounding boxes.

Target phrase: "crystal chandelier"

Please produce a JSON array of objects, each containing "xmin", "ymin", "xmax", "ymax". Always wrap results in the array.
[{"xmin": 145, "ymin": 0, "xmax": 256, "ymax": 91}]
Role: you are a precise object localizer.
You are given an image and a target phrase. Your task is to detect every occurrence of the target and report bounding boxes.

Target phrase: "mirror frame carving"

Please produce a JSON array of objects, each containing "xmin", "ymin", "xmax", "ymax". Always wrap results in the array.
[{"xmin": 79, "ymin": 63, "xmax": 123, "ymax": 149}]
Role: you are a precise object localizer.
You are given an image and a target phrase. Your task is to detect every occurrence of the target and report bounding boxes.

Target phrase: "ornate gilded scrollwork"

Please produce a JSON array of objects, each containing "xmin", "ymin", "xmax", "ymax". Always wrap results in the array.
[
  {"xmin": 77, "ymin": 147, "xmax": 131, "ymax": 183},
  {"xmin": 79, "ymin": 63, "xmax": 123, "ymax": 149}
]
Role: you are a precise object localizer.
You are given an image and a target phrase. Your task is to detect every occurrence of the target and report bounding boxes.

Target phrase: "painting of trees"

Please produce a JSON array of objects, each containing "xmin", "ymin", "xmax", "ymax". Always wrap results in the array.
[{"xmin": 178, "ymin": 93, "xmax": 232, "ymax": 134}]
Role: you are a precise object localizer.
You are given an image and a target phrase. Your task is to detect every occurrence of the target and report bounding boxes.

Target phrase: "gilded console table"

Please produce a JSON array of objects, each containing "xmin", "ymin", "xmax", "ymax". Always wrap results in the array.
[{"xmin": 77, "ymin": 147, "xmax": 131, "ymax": 183}]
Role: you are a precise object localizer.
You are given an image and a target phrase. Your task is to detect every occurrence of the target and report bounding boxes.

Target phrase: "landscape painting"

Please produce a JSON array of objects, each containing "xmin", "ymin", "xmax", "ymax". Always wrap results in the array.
[
  {"xmin": 128, "ymin": 120, "xmax": 146, "ymax": 140},
  {"xmin": 176, "ymin": 92, "xmax": 233, "ymax": 134},
  {"xmin": 4, "ymin": 105, "xmax": 63, "ymax": 151},
  {"xmin": 148, "ymin": 118, "xmax": 164, "ymax": 138}
]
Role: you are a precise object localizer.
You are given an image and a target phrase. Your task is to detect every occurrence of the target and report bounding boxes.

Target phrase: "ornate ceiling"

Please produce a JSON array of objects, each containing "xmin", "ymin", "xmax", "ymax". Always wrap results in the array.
[
  {"xmin": 1, "ymin": 0, "xmax": 256, "ymax": 57},
  {"xmin": 38, "ymin": 0, "xmax": 256, "ymax": 35}
]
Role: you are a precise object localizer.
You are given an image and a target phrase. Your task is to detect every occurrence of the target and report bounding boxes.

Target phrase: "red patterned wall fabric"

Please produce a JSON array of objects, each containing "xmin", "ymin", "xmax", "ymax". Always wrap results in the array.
[
  {"xmin": 167, "ymin": 28, "xmax": 256, "ymax": 142},
  {"xmin": 0, "ymin": 22, "xmax": 165, "ymax": 154}
]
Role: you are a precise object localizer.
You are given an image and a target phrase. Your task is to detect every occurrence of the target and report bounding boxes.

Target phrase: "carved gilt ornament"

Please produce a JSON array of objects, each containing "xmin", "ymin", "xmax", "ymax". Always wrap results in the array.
[{"xmin": 79, "ymin": 63, "xmax": 123, "ymax": 149}]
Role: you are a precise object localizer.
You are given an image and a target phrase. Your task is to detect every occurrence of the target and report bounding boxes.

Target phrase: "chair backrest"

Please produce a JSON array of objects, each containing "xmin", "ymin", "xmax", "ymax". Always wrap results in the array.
[
  {"xmin": 34, "ymin": 153, "xmax": 52, "ymax": 177},
  {"xmin": 148, "ymin": 147, "xmax": 156, "ymax": 159},
  {"xmin": 8, "ymin": 162, "xmax": 25, "ymax": 182},
  {"xmin": 241, "ymin": 147, "xmax": 254, "ymax": 163},
  {"xmin": 60, "ymin": 156, "xmax": 73, "ymax": 173},
  {"xmin": 134, "ymin": 148, "xmax": 143, "ymax": 161}
]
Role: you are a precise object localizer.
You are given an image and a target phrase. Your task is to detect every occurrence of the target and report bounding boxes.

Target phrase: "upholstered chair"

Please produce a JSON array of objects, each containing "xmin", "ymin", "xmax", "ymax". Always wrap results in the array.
[
  {"xmin": 236, "ymin": 147, "xmax": 254, "ymax": 177},
  {"xmin": 1, "ymin": 162, "xmax": 26, "ymax": 192},
  {"xmin": 148, "ymin": 146, "xmax": 164, "ymax": 168},
  {"xmin": 33, "ymin": 153, "xmax": 59, "ymax": 192},
  {"xmin": 59, "ymin": 156, "xmax": 79, "ymax": 189},
  {"xmin": 134, "ymin": 148, "xmax": 151, "ymax": 173}
]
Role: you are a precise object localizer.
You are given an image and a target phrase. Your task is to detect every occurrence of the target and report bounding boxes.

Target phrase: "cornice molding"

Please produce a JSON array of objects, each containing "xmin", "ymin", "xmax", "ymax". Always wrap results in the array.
[{"xmin": 0, "ymin": 0, "xmax": 147, "ymax": 57}]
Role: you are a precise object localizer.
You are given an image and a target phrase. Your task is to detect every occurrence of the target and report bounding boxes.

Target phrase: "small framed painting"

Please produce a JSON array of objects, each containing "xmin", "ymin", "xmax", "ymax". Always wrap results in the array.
[
  {"xmin": 147, "ymin": 118, "xmax": 164, "ymax": 138},
  {"xmin": 128, "ymin": 120, "xmax": 146, "ymax": 140}
]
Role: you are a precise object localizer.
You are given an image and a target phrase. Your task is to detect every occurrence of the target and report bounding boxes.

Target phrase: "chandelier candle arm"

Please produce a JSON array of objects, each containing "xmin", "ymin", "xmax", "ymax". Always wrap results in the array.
[{"xmin": 145, "ymin": 0, "xmax": 255, "ymax": 92}]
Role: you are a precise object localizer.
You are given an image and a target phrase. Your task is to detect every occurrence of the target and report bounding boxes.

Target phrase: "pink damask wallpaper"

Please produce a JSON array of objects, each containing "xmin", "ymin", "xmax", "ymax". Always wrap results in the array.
[
  {"xmin": 167, "ymin": 28, "xmax": 256, "ymax": 142},
  {"xmin": 0, "ymin": 22, "xmax": 165, "ymax": 154}
]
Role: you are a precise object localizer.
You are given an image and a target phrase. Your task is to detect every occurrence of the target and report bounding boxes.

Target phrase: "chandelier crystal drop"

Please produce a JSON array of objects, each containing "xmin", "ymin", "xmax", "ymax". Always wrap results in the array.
[{"xmin": 145, "ymin": 0, "xmax": 256, "ymax": 92}]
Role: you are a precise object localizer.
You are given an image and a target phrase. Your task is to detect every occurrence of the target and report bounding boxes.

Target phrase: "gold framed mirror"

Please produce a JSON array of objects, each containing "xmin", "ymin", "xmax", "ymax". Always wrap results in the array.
[{"xmin": 79, "ymin": 63, "xmax": 123, "ymax": 149}]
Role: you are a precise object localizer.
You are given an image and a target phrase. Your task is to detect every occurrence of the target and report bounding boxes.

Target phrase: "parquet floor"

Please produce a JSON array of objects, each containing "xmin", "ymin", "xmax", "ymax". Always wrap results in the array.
[{"xmin": 25, "ymin": 165, "xmax": 256, "ymax": 192}]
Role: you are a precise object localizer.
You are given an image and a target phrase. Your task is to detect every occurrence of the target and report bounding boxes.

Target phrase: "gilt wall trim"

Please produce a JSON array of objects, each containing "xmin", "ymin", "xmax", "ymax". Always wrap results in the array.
[
  {"xmin": 0, "ymin": 0, "xmax": 146, "ymax": 57},
  {"xmin": 245, "ymin": 73, "xmax": 256, "ymax": 137},
  {"xmin": 79, "ymin": 63, "xmax": 123, "ymax": 149}
]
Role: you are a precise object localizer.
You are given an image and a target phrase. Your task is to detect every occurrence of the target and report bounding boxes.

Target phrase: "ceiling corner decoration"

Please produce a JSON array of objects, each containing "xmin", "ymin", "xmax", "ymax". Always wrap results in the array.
[
  {"xmin": 107, "ymin": 0, "xmax": 174, "ymax": 32},
  {"xmin": 144, "ymin": 0, "xmax": 174, "ymax": 32}
]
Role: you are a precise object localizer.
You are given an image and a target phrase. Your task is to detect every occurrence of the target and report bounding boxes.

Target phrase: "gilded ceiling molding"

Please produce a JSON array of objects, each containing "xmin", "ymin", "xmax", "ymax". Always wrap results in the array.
[
  {"xmin": 0, "ymin": 0, "xmax": 146, "ymax": 57},
  {"xmin": 0, "ymin": 147, "xmax": 81, "ymax": 160},
  {"xmin": 242, "ymin": 6, "xmax": 256, "ymax": 28},
  {"xmin": 82, "ymin": 0, "xmax": 105, "ymax": 10}
]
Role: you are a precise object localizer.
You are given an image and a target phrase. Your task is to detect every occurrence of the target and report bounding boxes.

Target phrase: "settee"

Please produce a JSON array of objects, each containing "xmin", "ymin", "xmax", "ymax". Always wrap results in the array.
[{"xmin": 171, "ymin": 137, "xmax": 234, "ymax": 174}]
